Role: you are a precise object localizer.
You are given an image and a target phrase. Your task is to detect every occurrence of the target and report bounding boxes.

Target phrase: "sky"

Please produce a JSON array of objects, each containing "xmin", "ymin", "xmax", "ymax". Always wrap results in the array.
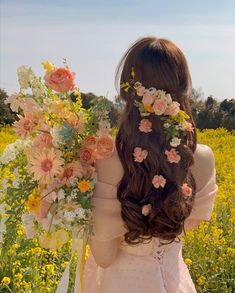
[{"xmin": 1, "ymin": 0, "xmax": 235, "ymax": 102}]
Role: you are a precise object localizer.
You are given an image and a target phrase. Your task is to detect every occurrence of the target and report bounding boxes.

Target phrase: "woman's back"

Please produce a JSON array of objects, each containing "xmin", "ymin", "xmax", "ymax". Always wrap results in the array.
[
  {"xmin": 85, "ymin": 36, "xmax": 218, "ymax": 293},
  {"xmin": 84, "ymin": 143, "xmax": 218, "ymax": 293}
]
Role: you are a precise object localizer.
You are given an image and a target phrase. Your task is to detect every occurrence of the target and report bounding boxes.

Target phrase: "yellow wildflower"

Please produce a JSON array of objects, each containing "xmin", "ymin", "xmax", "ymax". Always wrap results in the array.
[
  {"xmin": 196, "ymin": 275, "xmax": 206, "ymax": 285},
  {"xmin": 26, "ymin": 189, "xmax": 41, "ymax": 212},
  {"xmin": 14, "ymin": 273, "xmax": 23, "ymax": 282},
  {"xmin": 77, "ymin": 179, "xmax": 91, "ymax": 192},
  {"xmin": 184, "ymin": 258, "xmax": 193, "ymax": 265},
  {"xmin": 42, "ymin": 61, "xmax": 54, "ymax": 73},
  {"xmin": 1, "ymin": 276, "xmax": 11, "ymax": 286}
]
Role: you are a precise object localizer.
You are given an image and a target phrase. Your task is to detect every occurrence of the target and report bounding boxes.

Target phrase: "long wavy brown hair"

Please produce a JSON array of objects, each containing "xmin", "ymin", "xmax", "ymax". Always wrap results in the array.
[{"xmin": 115, "ymin": 36, "xmax": 198, "ymax": 246}]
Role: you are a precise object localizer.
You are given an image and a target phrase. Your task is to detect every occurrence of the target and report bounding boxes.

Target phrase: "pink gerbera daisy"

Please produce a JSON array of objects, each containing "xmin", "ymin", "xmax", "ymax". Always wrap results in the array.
[{"xmin": 28, "ymin": 148, "xmax": 64, "ymax": 185}]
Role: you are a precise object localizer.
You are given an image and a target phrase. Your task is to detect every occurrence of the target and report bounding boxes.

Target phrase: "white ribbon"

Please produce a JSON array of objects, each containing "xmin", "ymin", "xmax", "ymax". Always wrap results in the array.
[{"xmin": 55, "ymin": 228, "xmax": 88, "ymax": 293}]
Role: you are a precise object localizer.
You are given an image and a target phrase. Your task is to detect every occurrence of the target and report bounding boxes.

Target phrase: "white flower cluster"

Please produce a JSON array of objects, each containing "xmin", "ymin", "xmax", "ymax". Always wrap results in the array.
[
  {"xmin": 0, "ymin": 139, "xmax": 26, "ymax": 165},
  {"xmin": 17, "ymin": 66, "xmax": 35, "ymax": 89},
  {"xmin": 64, "ymin": 207, "xmax": 86, "ymax": 222}
]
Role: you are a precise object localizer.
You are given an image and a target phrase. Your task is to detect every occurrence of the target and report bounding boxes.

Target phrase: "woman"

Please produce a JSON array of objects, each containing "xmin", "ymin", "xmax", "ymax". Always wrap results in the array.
[{"xmin": 84, "ymin": 36, "xmax": 218, "ymax": 293}]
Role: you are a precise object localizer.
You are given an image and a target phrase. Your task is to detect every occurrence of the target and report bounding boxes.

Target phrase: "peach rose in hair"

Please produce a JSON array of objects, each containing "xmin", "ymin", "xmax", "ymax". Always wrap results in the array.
[
  {"xmin": 138, "ymin": 119, "xmax": 152, "ymax": 133},
  {"xmin": 164, "ymin": 101, "xmax": 180, "ymax": 116},
  {"xmin": 152, "ymin": 174, "xmax": 166, "ymax": 188},
  {"xmin": 142, "ymin": 91, "xmax": 154, "ymax": 105},
  {"xmin": 44, "ymin": 67, "xmax": 75, "ymax": 92},
  {"xmin": 165, "ymin": 148, "xmax": 181, "ymax": 163},
  {"xmin": 135, "ymin": 84, "xmax": 146, "ymax": 96},
  {"xmin": 152, "ymin": 99, "xmax": 168, "ymax": 115},
  {"xmin": 133, "ymin": 147, "xmax": 148, "ymax": 163},
  {"xmin": 181, "ymin": 183, "xmax": 192, "ymax": 197}
]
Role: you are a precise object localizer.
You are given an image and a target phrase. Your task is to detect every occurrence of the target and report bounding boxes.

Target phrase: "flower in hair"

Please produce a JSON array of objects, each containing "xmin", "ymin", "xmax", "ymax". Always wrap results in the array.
[
  {"xmin": 165, "ymin": 148, "xmax": 181, "ymax": 163},
  {"xmin": 170, "ymin": 137, "xmax": 181, "ymax": 147},
  {"xmin": 180, "ymin": 121, "xmax": 194, "ymax": 132},
  {"xmin": 152, "ymin": 174, "xmax": 166, "ymax": 188},
  {"xmin": 164, "ymin": 101, "xmax": 180, "ymax": 116},
  {"xmin": 134, "ymin": 82, "xmax": 146, "ymax": 96},
  {"xmin": 181, "ymin": 183, "xmax": 192, "ymax": 197},
  {"xmin": 133, "ymin": 147, "xmax": 148, "ymax": 163},
  {"xmin": 120, "ymin": 69, "xmax": 195, "ymax": 148},
  {"xmin": 142, "ymin": 204, "xmax": 152, "ymax": 216},
  {"xmin": 138, "ymin": 119, "xmax": 152, "ymax": 133},
  {"xmin": 152, "ymin": 98, "xmax": 168, "ymax": 115}
]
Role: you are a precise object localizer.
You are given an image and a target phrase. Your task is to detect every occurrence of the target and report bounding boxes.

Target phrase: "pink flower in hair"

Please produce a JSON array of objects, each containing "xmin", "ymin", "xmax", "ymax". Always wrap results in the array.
[
  {"xmin": 152, "ymin": 99, "xmax": 168, "ymax": 115},
  {"xmin": 133, "ymin": 147, "xmax": 148, "ymax": 163},
  {"xmin": 165, "ymin": 148, "xmax": 181, "ymax": 163},
  {"xmin": 181, "ymin": 183, "xmax": 192, "ymax": 197},
  {"xmin": 142, "ymin": 204, "xmax": 152, "ymax": 216},
  {"xmin": 152, "ymin": 174, "xmax": 166, "ymax": 188},
  {"xmin": 138, "ymin": 119, "xmax": 152, "ymax": 133},
  {"xmin": 184, "ymin": 122, "xmax": 194, "ymax": 132},
  {"xmin": 142, "ymin": 91, "xmax": 154, "ymax": 105},
  {"xmin": 134, "ymin": 82, "xmax": 146, "ymax": 96},
  {"xmin": 164, "ymin": 101, "xmax": 180, "ymax": 116}
]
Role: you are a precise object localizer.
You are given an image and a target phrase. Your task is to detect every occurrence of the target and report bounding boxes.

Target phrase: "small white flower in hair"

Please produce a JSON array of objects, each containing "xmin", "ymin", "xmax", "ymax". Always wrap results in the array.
[{"xmin": 170, "ymin": 137, "xmax": 181, "ymax": 147}]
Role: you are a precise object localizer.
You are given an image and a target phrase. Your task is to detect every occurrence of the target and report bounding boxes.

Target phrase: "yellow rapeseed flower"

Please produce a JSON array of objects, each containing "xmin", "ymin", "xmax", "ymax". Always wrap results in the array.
[
  {"xmin": 1, "ymin": 276, "xmax": 11, "ymax": 286},
  {"xmin": 77, "ymin": 179, "xmax": 91, "ymax": 192},
  {"xmin": 184, "ymin": 258, "xmax": 193, "ymax": 265},
  {"xmin": 196, "ymin": 275, "xmax": 206, "ymax": 285}
]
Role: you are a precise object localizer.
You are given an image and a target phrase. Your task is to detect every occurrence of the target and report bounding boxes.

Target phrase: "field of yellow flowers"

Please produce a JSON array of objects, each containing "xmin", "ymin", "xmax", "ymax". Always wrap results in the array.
[{"xmin": 0, "ymin": 126, "xmax": 234, "ymax": 293}]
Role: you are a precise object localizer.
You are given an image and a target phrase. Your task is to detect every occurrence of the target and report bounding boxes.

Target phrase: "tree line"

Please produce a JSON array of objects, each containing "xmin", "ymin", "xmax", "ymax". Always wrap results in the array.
[{"xmin": 0, "ymin": 88, "xmax": 234, "ymax": 131}]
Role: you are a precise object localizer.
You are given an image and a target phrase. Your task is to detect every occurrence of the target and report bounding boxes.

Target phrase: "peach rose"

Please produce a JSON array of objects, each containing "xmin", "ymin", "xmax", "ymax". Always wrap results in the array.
[
  {"xmin": 152, "ymin": 99, "xmax": 168, "ymax": 115},
  {"xmin": 138, "ymin": 119, "xmax": 152, "ymax": 133},
  {"xmin": 165, "ymin": 148, "xmax": 181, "ymax": 163},
  {"xmin": 181, "ymin": 183, "xmax": 192, "ymax": 197},
  {"xmin": 152, "ymin": 174, "xmax": 166, "ymax": 188},
  {"xmin": 142, "ymin": 91, "xmax": 154, "ymax": 105},
  {"xmin": 79, "ymin": 148, "xmax": 95, "ymax": 164},
  {"xmin": 164, "ymin": 101, "xmax": 180, "ymax": 116},
  {"xmin": 134, "ymin": 82, "xmax": 146, "ymax": 96},
  {"xmin": 44, "ymin": 67, "xmax": 75, "ymax": 92},
  {"xmin": 133, "ymin": 147, "xmax": 148, "ymax": 163},
  {"xmin": 96, "ymin": 135, "xmax": 114, "ymax": 159}
]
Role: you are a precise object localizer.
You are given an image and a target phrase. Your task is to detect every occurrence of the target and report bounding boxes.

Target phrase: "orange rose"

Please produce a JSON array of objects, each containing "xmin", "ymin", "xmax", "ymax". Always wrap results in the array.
[
  {"xmin": 44, "ymin": 67, "xmax": 75, "ymax": 92},
  {"xmin": 96, "ymin": 135, "xmax": 114, "ymax": 159}
]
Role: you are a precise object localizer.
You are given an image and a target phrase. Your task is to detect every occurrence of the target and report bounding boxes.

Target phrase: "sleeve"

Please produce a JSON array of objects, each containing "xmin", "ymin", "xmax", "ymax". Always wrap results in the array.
[
  {"xmin": 90, "ymin": 180, "xmax": 128, "ymax": 242},
  {"xmin": 184, "ymin": 145, "xmax": 219, "ymax": 230},
  {"xmin": 186, "ymin": 167, "xmax": 218, "ymax": 221}
]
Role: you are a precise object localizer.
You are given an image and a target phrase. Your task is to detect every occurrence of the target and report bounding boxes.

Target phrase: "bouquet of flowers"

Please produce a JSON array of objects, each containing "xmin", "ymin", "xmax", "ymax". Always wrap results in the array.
[{"xmin": 0, "ymin": 60, "xmax": 115, "ymax": 291}]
